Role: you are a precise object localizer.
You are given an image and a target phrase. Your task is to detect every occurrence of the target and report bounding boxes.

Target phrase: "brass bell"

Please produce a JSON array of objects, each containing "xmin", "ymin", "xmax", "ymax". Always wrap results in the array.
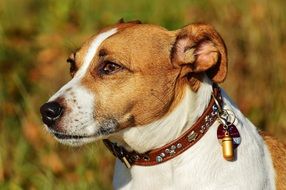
[{"xmin": 222, "ymin": 132, "xmax": 234, "ymax": 161}]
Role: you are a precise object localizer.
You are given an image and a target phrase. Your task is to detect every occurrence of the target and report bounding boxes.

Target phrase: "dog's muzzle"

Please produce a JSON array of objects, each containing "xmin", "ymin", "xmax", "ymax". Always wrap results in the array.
[{"xmin": 40, "ymin": 101, "xmax": 63, "ymax": 128}]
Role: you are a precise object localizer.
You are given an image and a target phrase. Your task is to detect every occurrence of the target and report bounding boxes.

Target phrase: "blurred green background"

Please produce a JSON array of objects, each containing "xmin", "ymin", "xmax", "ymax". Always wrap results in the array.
[{"xmin": 0, "ymin": 0, "xmax": 285, "ymax": 189}]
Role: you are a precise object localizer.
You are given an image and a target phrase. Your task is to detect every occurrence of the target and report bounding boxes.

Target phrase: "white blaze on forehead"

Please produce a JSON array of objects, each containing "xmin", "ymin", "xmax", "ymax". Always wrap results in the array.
[
  {"xmin": 75, "ymin": 28, "xmax": 118, "ymax": 79},
  {"xmin": 49, "ymin": 28, "xmax": 117, "ymax": 101}
]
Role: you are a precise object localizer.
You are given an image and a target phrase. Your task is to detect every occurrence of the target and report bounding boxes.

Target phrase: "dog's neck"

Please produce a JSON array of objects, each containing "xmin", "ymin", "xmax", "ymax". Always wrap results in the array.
[{"xmin": 109, "ymin": 77, "xmax": 213, "ymax": 154}]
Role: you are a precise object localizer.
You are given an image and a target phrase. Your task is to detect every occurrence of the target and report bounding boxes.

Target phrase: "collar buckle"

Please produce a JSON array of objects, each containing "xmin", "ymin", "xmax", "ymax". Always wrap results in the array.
[{"xmin": 103, "ymin": 139, "xmax": 132, "ymax": 168}]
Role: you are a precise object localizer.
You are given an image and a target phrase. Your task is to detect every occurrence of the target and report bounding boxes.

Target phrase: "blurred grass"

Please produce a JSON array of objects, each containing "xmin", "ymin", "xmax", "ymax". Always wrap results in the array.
[{"xmin": 0, "ymin": 0, "xmax": 285, "ymax": 189}]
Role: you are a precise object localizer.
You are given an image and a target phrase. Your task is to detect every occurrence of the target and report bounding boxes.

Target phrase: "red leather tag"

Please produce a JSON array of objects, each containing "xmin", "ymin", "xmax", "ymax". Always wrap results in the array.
[{"xmin": 217, "ymin": 123, "xmax": 241, "ymax": 149}]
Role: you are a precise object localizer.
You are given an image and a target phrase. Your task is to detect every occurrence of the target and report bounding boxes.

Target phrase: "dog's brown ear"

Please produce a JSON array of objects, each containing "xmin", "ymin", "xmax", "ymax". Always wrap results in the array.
[{"xmin": 171, "ymin": 23, "xmax": 227, "ymax": 83}]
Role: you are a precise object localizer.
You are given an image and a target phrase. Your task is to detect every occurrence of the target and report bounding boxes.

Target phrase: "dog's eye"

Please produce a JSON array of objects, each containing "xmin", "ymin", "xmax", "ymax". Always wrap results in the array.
[
  {"xmin": 100, "ymin": 61, "xmax": 122, "ymax": 75},
  {"xmin": 67, "ymin": 58, "xmax": 77, "ymax": 77}
]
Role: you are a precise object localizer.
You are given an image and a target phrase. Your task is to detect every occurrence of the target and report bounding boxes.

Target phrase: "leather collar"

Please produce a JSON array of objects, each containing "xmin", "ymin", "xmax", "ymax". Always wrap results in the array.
[{"xmin": 103, "ymin": 84, "xmax": 222, "ymax": 168}]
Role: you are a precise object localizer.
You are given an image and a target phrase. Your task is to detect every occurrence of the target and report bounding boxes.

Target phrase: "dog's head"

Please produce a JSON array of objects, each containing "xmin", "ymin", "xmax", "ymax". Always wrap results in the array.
[{"xmin": 40, "ymin": 21, "xmax": 227, "ymax": 146}]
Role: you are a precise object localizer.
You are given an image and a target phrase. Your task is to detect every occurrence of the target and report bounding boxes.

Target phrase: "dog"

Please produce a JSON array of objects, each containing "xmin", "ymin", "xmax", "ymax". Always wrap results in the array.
[{"xmin": 40, "ymin": 20, "xmax": 286, "ymax": 189}]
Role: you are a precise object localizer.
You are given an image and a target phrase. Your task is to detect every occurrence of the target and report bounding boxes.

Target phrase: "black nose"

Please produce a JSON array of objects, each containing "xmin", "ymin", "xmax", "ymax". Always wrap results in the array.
[{"xmin": 40, "ymin": 101, "xmax": 63, "ymax": 127}]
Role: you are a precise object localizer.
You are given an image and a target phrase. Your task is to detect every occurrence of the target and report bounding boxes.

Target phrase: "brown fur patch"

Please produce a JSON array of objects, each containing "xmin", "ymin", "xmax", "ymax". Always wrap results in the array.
[
  {"xmin": 261, "ymin": 131, "xmax": 286, "ymax": 190},
  {"xmin": 79, "ymin": 24, "xmax": 186, "ymax": 129}
]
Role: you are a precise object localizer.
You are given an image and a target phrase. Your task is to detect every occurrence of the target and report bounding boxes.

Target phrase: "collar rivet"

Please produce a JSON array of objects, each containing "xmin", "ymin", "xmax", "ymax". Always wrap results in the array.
[{"xmin": 156, "ymin": 156, "xmax": 163, "ymax": 163}]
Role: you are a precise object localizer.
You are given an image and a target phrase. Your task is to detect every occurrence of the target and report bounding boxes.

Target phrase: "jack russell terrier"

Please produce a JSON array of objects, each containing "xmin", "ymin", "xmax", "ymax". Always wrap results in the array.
[{"xmin": 40, "ymin": 20, "xmax": 286, "ymax": 189}]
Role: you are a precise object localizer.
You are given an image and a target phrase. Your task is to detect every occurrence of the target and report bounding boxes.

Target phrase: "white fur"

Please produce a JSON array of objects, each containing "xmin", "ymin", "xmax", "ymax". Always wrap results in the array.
[
  {"xmin": 52, "ymin": 85, "xmax": 99, "ymax": 146},
  {"xmin": 47, "ymin": 28, "xmax": 117, "ymax": 145},
  {"xmin": 112, "ymin": 77, "xmax": 276, "ymax": 190}
]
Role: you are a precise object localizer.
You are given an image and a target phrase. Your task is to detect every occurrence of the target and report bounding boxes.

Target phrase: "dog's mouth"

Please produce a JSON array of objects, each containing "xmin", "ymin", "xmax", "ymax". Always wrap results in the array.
[
  {"xmin": 45, "ymin": 119, "xmax": 118, "ymax": 145},
  {"xmin": 51, "ymin": 126, "xmax": 115, "ymax": 140},
  {"xmin": 53, "ymin": 132, "xmax": 91, "ymax": 140},
  {"xmin": 50, "ymin": 131, "xmax": 99, "ymax": 146}
]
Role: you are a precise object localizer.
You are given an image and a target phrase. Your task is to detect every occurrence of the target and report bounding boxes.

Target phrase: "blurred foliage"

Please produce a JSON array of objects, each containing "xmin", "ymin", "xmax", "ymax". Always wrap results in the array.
[{"xmin": 0, "ymin": 0, "xmax": 285, "ymax": 189}]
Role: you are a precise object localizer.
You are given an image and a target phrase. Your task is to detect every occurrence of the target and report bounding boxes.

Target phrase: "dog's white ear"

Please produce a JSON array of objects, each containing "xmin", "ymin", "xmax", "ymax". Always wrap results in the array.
[{"xmin": 171, "ymin": 23, "xmax": 227, "ymax": 83}]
